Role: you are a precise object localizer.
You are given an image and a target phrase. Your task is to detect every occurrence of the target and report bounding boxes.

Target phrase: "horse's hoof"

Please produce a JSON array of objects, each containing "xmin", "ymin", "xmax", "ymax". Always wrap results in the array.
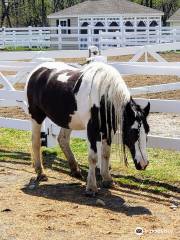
[
  {"xmin": 85, "ymin": 189, "xmax": 97, "ymax": 197},
  {"xmin": 71, "ymin": 170, "xmax": 83, "ymax": 180},
  {"xmin": 28, "ymin": 182, "xmax": 37, "ymax": 190},
  {"xmin": 37, "ymin": 174, "xmax": 48, "ymax": 182},
  {"xmin": 28, "ymin": 177, "xmax": 39, "ymax": 190},
  {"xmin": 102, "ymin": 180, "xmax": 114, "ymax": 188}
]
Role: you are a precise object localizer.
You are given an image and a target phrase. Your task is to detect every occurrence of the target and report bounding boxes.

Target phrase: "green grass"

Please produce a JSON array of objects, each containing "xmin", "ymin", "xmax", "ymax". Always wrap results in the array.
[
  {"xmin": 0, "ymin": 128, "xmax": 179, "ymax": 194},
  {"xmin": 0, "ymin": 46, "xmax": 53, "ymax": 51}
]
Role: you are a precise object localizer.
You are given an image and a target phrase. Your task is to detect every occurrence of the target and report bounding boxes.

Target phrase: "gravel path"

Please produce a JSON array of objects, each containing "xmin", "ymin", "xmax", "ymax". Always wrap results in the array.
[{"xmin": 148, "ymin": 113, "xmax": 180, "ymax": 138}]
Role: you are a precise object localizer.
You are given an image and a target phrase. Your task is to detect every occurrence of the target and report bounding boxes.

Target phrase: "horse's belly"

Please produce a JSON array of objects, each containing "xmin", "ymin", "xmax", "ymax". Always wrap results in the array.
[{"xmin": 68, "ymin": 112, "xmax": 86, "ymax": 130}]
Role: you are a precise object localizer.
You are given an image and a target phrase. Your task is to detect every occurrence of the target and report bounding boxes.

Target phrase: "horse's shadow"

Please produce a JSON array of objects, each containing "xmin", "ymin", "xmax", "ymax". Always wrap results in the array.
[
  {"xmin": 1, "ymin": 148, "xmax": 179, "ymax": 212},
  {"xmin": 12, "ymin": 150, "xmax": 151, "ymax": 216},
  {"xmin": 0, "ymin": 149, "xmax": 31, "ymax": 164},
  {"xmin": 22, "ymin": 182, "xmax": 151, "ymax": 216},
  {"xmin": 42, "ymin": 151, "xmax": 180, "ymax": 201}
]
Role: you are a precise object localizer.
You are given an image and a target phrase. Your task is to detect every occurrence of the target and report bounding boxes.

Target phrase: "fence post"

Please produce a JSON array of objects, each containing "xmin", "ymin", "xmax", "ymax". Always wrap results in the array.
[
  {"xmin": 39, "ymin": 29, "xmax": 43, "ymax": 49},
  {"xmin": 134, "ymin": 24, "xmax": 137, "ymax": 46},
  {"xmin": 58, "ymin": 25, "xmax": 62, "ymax": 49},
  {"xmin": 88, "ymin": 25, "xmax": 92, "ymax": 48},
  {"xmin": 155, "ymin": 26, "xmax": 159, "ymax": 44},
  {"xmin": 116, "ymin": 31, "xmax": 120, "ymax": 48},
  {"xmin": 99, "ymin": 30, "xmax": 103, "ymax": 50},
  {"xmin": 173, "ymin": 28, "xmax": 176, "ymax": 43},
  {"xmin": 159, "ymin": 25, "xmax": 162, "ymax": 44},
  {"xmin": 146, "ymin": 26, "xmax": 149, "ymax": 44},
  {"xmin": 121, "ymin": 25, "xmax": 125, "ymax": 47},
  {"xmin": 44, "ymin": 119, "xmax": 58, "ymax": 148},
  {"xmin": 12, "ymin": 30, "xmax": 16, "ymax": 49},
  {"xmin": 28, "ymin": 26, "xmax": 32, "ymax": 49},
  {"xmin": 2, "ymin": 27, "xmax": 6, "ymax": 48}
]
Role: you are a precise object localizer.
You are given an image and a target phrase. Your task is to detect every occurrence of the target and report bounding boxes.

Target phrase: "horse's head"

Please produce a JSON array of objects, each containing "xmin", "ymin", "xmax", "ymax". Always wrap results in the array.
[{"xmin": 123, "ymin": 98, "xmax": 150, "ymax": 170}]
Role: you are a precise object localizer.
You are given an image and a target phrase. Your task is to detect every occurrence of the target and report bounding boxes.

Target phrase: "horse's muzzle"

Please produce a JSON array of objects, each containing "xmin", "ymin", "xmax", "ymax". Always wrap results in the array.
[{"xmin": 134, "ymin": 160, "xmax": 149, "ymax": 170}]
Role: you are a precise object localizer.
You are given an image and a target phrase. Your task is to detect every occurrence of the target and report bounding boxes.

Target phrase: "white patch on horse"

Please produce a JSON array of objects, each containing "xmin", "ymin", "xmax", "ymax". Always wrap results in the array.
[
  {"xmin": 96, "ymin": 141, "xmax": 102, "ymax": 169},
  {"xmin": 132, "ymin": 121, "xmax": 139, "ymax": 129},
  {"xmin": 100, "ymin": 140, "xmax": 112, "ymax": 181},
  {"xmin": 134, "ymin": 124, "xmax": 148, "ymax": 169},
  {"xmin": 31, "ymin": 119, "xmax": 44, "ymax": 174},
  {"xmin": 57, "ymin": 73, "xmax": 70, "ymax": 83},
  {"xmin": 87, "ymin": 148, "xmax": 98, "ymax": 192}
]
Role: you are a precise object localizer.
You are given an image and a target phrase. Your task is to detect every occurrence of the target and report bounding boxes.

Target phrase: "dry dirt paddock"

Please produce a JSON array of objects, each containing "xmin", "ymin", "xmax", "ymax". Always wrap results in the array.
[
  {"xmin": 0, "ymin": 52, "xmax": 180, "ymax": 240},
  {"xmin": 0, "ymin": 162, "xmax": 180, "ymax": 240}
]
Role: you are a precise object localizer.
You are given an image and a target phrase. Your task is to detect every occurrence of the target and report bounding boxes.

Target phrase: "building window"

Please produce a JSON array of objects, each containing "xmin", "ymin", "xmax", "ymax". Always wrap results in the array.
[
  {"xmin": 125, "ymin": 21, "xmax": 134, "ymax": 32},
  {"xmin": 81, "ymin": 22, "xmax": 89, "ymax": 34},
  {"xmin": 150, "ymin": 20, "xmax": 158, "ymax": 27},
  {"xmin": 94, "ymin": 22, "xmax": 104, "ymax": 34},
  {"xmin": 137, "ymin": 21, "xmax": 146, "ymax": 31},
  {"xmin": 108, "ymin": 21, "xmax": 119, "ymax": 32},
  {"xmin": 60, "ymin": 20, "xmax": 67, "ymax": 34}
]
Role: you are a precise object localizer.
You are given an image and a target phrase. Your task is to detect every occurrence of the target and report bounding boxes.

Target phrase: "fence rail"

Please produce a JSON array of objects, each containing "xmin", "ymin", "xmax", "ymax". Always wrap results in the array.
[
  {"xmin": 0, "ymin": 45, "xmax": 180, "ymax": 151},
  {"xmin": 0, "ymin": 26, "xmax": 180, "ymax": 49}
]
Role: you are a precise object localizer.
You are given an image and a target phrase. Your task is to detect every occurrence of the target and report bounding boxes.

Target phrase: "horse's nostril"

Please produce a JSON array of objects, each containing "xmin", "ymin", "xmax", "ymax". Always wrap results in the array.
[{"xmin": 134, "ymin": 160, "xmax": 142, "ymax": 170}]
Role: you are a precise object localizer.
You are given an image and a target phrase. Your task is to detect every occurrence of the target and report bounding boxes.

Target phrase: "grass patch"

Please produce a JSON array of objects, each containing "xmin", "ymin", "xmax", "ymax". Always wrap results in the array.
[
  {"xmin": 0, "ymin": 46, "xmax": 53, "ymax": 51},
  {"xmin": 0, "ymin": 128, "xmax": 179, "ymax": 193}
]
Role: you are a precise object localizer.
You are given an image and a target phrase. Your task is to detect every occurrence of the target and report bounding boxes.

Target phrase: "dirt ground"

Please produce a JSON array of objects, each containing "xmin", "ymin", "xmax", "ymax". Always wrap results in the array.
[{"xmin": 0, "ymin": 162, "xmax": 180, "ymax": 240}]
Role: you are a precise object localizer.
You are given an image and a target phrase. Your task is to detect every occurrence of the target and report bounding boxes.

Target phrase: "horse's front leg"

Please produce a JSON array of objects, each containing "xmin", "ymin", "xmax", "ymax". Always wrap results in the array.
[
  {"xmin": 31, "ymin": 119, "xmax": 48, "ymax": 182},
  {"xmin": 86, "ymin": 121, "xmax": 99, "ymax": 196},
  {"xmin": 86, "ymin": 145, "xmax": 98, "ymax": 196},
  {"xmin": 101, "ymin": 139, "xmax": 113, "ymax": 188},
  {"xmin": 58, "ymin": 128, "xmax": 82, "ymax": 179}
]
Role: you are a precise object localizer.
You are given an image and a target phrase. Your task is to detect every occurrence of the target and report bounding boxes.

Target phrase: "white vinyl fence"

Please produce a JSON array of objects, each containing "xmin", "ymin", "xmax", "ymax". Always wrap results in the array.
[
  {"xmin": 0, "ymin": 26, "xmax": 180, "ymax": 50},
  {"xmin": 0, "ymin": 45, "xmax": 180, "ymax": 151}
]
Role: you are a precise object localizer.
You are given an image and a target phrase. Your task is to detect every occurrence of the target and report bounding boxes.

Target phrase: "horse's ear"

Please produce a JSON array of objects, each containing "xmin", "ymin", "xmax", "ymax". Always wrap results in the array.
[
  {"xmin": 126, "ymin": 101, "xmax": 136, "ymax": 119},
  {"xmin": 143, "ymin": 102, "xmax": 150, "ymax": 117}
]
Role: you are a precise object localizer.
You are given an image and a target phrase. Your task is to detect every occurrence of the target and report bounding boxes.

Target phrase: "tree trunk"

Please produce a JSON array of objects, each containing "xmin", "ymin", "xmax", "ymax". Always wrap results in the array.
[
  {"xmin": 41, "ymin": 0, "xmax": 47, "ymax": 26},
  {"xmin": 1, "ymin": 0, "xmax": 12, "ymax": 27}
]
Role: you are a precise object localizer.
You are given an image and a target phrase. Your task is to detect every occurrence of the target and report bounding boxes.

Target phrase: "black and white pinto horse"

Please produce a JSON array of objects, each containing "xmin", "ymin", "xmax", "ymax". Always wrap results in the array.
[{"xmin": 26, "ymin": 61, "xmax": 150, "ymax": 195}]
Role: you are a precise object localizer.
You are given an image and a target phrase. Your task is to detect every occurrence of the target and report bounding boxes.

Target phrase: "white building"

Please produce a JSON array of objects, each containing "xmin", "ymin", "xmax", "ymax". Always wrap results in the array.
[
  {"xmin": 48, "ymin": 0, "xmax": 163, "ymax": 49},
  {"xmin": 167, "ymin": 8, "xmax": 180, "ymax": 28}
]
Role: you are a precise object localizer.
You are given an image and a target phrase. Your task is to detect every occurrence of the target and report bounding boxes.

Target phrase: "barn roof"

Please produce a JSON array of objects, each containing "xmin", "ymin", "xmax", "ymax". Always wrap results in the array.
[
  {"xmin": 48, "ymin": 0, "xmax": 163, "ymax": 18},
  {"xmin": 167, "ymin": 8, "xmax": 180, "ymax": 22}
]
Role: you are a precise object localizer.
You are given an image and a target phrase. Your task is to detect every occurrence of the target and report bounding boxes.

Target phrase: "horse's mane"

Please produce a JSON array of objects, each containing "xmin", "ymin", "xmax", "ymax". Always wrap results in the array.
[{"xmin": 81, "ymin": 62, "xmax": 130, "ymax": 148}]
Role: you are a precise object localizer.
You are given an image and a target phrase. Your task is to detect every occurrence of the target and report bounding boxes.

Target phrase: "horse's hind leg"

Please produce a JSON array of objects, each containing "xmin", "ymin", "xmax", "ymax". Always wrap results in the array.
[
  {"xmin": 58, "ymin": 128, "xmax": 82, "ymax": 179},
  {"xmin": 31, "ymin": 119, "xmax": 48, "ymax": 182}
]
